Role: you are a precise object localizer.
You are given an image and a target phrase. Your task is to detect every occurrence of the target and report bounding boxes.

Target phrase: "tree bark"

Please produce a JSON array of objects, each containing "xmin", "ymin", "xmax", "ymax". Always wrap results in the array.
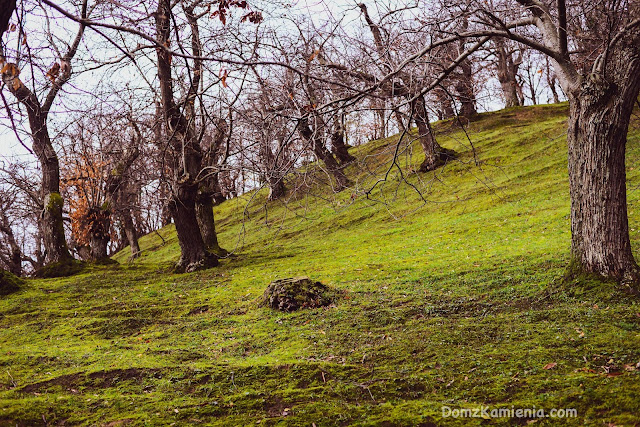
[
  {"xmin": 299, "ymin": 117, "xmax": 351, "ymax": 191},
  {"xmin": 259, "ymin": 140, "xmax": 287, "ymax": 201},
  {"xmin": 0, "ymin": 0, "xmax": 15, "ymax": 36},
  {"xmin": 559, "ymin": 9, "xmax": 640, "ymax": 285},
  {"xmin": 455, "ymin": 58, "xmax": 477, "ymax": 119},
  {"xmin": 434, "ymin": 87, "xmax": 455, "ymax": 120},
  {"xmin": 413, "ymin": 95, "xmax": 456, "ymax": 172},
  {"xmin": 195, "ymin": 193, "xmax": 227, "ymax": 256},
  {"xmin": 494, "ymin": 40, "xmax": 523, "ymax": 108},
  {"xmin": 118, "ymin": 207, "xmax": 140, "ymax": 259},
  {"xmin": 331, "ymin": 114, "xmax": 355, "ymax": 165},
  {"xmin": 0, "ymin": 215, "xmax": 22, "ymax": 276},
  {"xmin": 87, "ymin": 207, "xmax": 110, "ymax": 261},
  {"xmin": 155, "ymin": 0, "xmax": 216, "ymax": 272},
  {"xmin": 566, "ymin": 73, "xmax": 640, "ymax": 285}
]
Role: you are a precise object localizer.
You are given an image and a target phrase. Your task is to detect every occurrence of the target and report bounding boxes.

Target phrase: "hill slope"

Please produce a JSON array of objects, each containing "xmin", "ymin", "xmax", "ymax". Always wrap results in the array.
[{"xmin": 1, "ymin": 103, "xmax": 640, "ymax": 425}]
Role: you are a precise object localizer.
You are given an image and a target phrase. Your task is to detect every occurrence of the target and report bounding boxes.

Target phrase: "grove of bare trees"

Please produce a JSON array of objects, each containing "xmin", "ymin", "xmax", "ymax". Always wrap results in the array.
[{"xmin": 1, "ymin": 0, "xmax": 639, "ymax": 289}]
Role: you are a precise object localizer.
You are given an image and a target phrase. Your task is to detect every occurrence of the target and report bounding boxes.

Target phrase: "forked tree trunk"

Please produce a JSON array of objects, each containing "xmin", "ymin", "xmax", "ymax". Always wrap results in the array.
[
  {"xmin": 299, "ymin": 118, "xmax": 351, "ymax": 191},
  {"xmin": 494, "ymin": 40, "xmax": 523, "ymax": 108},
  {"xmin": 413, "ymin": 95, "xmax": 456, "ymax": 172},
  {"xmin": 195, "ymin": 191, "xmax": 227, "ymax": 256},
  {"xmin": 169, "ymin": 185, "xmax": 215, "ymax": 272},
  {"xmin": 156, "ymin": 0, "xmax": 217, "ymax": 272},
  {"xmin": 567, "ymin": 82, "xmax": 640, "ymax": 285},
  {"xmin": 331, "ymin": 115, "xmax": 355, "ymax": 165}
]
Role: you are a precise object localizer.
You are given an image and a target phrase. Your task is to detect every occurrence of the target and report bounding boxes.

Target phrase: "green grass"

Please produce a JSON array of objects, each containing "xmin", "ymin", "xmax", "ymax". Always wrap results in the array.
[{"xmin": 1, "ymin": 103, "xmax": 640, "ymax": 426}]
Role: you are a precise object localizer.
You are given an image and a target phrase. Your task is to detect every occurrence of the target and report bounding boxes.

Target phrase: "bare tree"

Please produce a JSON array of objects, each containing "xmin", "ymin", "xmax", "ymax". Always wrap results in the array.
[{"xmin": 1, "ymin": 0, "xmax": 88, "ymax": 271}]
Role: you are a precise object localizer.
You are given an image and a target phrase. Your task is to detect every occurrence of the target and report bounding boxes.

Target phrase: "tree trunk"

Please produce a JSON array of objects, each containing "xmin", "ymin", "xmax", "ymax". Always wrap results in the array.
[
  {"xmin": 494, "ymin": 40, "xmax": 523, "ymax": 108},
  {"xmin": 455, "ymin": 59, "xmax": 477, "ymax": 119},
  {"xmin": 413, "ymin": 95, "xmax": 456, "ymax": 172},
  {"xmin": 299, "ymin": 118, "xmax": 351, "ymax": 191},
  {"xmin": 0, "ymin": 210, "xmax": 23, "ymax": 276},
  {"xmin": 566, "ymin": 81, "xmax": 640, "ymax": 285},
  {"xmin": 455, "ymin": 26, "xmax": 477, "ymax": 119},
  {"xmin": 0, "ymin": 0, "xmax": 16, "ymax": 36},
  {"xmin": 267, "ymin": 176, "xmax": 286, "ymax": 201},
  {"xmin": 118, "ymin": 208, "xmax": 140, "ymax": 259},
  {"xmin": 499, "ymin": 79, "xmax": 521, "ymax": 108},
  {"xmin": 170, "ymin": 184, "xmax": 217, "ymax": 272},
  {"xmin": 195, "ymin": 191, "xmax": 227, "ymax": 257},
  {"xmin": 155, "ymin": 0, "xmax": 216, "ymax": 272},
  {"xmin": 331, "ymin": 115, "xmax": 355, "ymax": 165},
  {"xmin": 86, "ymin": 206, "xmax": 111, "ymax": 262},
  {"xmin": 434, "ymin": 87, "xmax": 455, "ymax": 120}
]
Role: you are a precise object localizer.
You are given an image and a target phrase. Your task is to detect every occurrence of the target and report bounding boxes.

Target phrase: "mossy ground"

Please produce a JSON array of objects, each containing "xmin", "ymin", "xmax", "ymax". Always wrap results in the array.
[{"xmin": 2, "ymin": 103, "xmax": 640, "ymax": 425}]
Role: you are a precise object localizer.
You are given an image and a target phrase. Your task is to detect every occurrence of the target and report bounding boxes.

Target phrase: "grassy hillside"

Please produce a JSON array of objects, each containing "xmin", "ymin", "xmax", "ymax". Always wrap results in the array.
[{"xmin": 1, "ymin": 103, "xmax": 640, "ymax": 426}]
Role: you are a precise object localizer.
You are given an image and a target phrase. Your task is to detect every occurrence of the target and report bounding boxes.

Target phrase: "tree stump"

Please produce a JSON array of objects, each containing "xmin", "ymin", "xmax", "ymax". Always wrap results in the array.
[{"xmin": 262, "ymin": 277, "xmax": 333, "ymax": 312}]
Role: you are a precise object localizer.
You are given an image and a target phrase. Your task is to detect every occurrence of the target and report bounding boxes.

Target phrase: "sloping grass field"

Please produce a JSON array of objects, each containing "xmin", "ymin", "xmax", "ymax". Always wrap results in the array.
[{"xmin": 1, "ymin": 103, "xmax": 640, "ymax": 425}]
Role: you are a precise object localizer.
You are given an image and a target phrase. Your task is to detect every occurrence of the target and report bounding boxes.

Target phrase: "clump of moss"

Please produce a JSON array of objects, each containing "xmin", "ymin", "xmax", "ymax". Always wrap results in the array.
[
  {"xmin": 34, "ymin": 259, "xmax": 85, "ymax": 279},
  {"xmin": 0, "ymin": 269, "xmax": 23, "ymax": 296},
  {"xmin": 261, "ymin": 277, "xmax": 335, "ymax": 312}
]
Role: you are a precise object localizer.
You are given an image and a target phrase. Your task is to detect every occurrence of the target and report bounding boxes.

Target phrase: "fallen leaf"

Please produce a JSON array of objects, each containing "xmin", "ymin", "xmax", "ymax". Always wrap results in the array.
[{"xmin": 543, "ymin": 362, "xmax": 557, "ymax": 370}]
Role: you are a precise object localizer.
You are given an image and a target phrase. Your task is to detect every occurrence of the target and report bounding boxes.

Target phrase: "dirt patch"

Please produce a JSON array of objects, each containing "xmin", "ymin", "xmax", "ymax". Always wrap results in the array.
[{"xmin": 20, "ymin": 368, "xmax": 160, "ymax": 394}]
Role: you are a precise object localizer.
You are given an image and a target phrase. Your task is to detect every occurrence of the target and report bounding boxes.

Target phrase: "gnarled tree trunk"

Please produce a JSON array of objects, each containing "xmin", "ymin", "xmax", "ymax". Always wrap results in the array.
[
  {"xmin": 195, "ymin": 192, "xmax": 226, "ymax": 256},
  {"xmin": 413, "ymin": 95, "xmax": 456, "ymax": 172},
  {"xmin": 561, "ymin": 12, "xmax": 640, "ymax": 286},
  {"xmin": 155, "ymin": 0, "xmax": 217, "ymax": 272},
  {"xmin": 331, "ymin": 114, "xmax": 355, "ymax": 165},
  {"xmin": 299, "ymin": 117, "xmax": 351, "ymax": 191},
  {"xmin": 494, "ymin": 40, "xmax": 523, "ymax": 108},
  {"xmin": 87, "ymin": 207, "xmax": 110, "ymax": 261},
  {"xmin": 567, "ymin": 75, "xmax": 640, "ymax": 284}
]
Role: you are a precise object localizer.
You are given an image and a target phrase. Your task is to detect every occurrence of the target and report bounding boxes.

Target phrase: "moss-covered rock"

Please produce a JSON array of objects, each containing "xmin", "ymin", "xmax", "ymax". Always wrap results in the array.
[
  {"xmin": 261, "ymin": 277, "xmax": 335, "ymax": 312},
  {"xmin": 0, "ymin": 269, "xmax": 23, "ymax": 296},
  {"xmin": 34, "ymin": 259, "xmax": 85, "ymax": 279}
]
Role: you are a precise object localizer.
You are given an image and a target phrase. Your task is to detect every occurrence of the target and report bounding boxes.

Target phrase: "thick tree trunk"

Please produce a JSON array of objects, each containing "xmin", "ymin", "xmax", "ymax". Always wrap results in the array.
[
  {"xmin": 500, "ymin": 80, "xmax": 521, "ymax": 108},
  {"xmin": 494, "ymin": 40, "xmax": 523, "ymax": 108},
  {"xmin": 170, "ymin": 184, "xmax": 217, "ymax": 272},
  {"xmin": 434, "ymin": 87, "xmax": 455, "ymax": 120},
  {"xmin": 413, "ymin": 95, "xmax": 456, "ymax": 173},
  {"xmin": 331, "ymin": 115, "xmax": 355, "ymax": 165},
  {"xmin": 211, "ymin": 175, "xmax": 226, "ymax": 205},
  {"xmin": 455, "ymin": 60, "xmax": 477, "ymax": 119},
  {"xmin": 267, "ymin": 177, "xmax": 286, "ymax": 201},
  {"xmin": 155, "ymin": 0, "xmax": 216, "ymax": 272},
  {"xmin": 0, "ymin": 210, "xmax": 23, "ymax": 276},
  {"xmin": 567, "ymin": 85, "xmax": 640, "ymax": 285},
  {"xmin": 42, "ymin": 191, "xmax": 73, "ymax": 264},
  {"xmin": 86, "ymin": 207, "xmax": 111, "ymax": 262},
  {"xmin": 195, "ymin": 191, "xmax": 227, "ymax": 257},
  {"xmin": 562, "ymin": 15, "xmax": 640, "ymax": 287},
  {"xmin": 455, "ymin": 29, "xmax": 477, "ymax": 119},
  {"xmin": 299, "ymin": 118, "xmax": 351, "ymax": 191}
]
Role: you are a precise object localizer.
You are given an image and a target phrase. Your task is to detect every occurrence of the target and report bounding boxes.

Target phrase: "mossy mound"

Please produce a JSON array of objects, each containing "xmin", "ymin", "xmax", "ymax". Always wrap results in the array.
[
  {"xmin": 34, "ymin": 259, "xmax": 85, "ymax": 279},
  {"xmin": 0, "ymin": 269, "xmax": 23, "ymax": 296},
  {"xmin": 262, "ymin": 277, "xmax": 335, "ymax": 312}
]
